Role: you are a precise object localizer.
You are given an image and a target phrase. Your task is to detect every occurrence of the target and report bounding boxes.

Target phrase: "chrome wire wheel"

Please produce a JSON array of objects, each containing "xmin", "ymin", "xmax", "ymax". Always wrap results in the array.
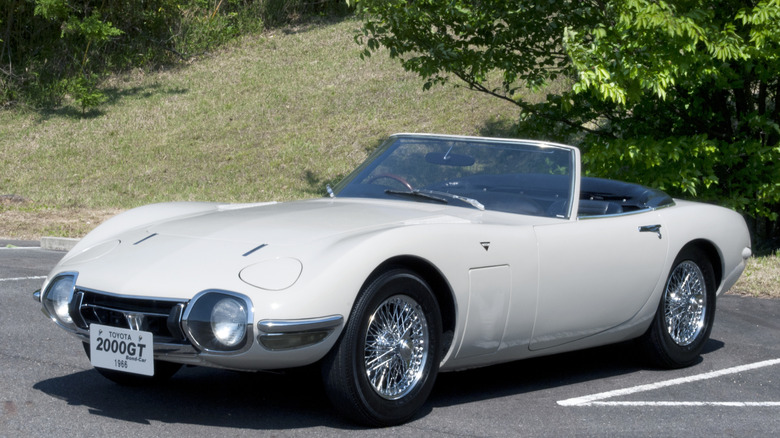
[
  {"xmin": 364, "ymin": 294, "xmax": 429, "ymax": 400},
  {"xmin": 322, "ymin": 269, "xmax": 441, "ymax": 426},
  {"xmin": 663, "ymin": 260, "xmax": 707, "ymax": 346}
]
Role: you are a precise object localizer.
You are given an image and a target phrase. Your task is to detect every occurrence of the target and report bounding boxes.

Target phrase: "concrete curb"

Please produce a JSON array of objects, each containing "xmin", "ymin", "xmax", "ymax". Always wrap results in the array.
[{"xmin": 41, "ymin": 237, "xmax": 80, "ymax": 252}]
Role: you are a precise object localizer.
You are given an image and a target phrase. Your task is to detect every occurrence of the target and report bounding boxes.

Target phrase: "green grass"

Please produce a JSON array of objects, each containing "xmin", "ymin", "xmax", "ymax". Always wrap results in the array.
[
  {"xmin": 1, "ymin": 17, "xmax": 776, "ymax": 299},
  {"xmin": 1, "ymin": 17, "xmax": 518, "ymax": 222}
]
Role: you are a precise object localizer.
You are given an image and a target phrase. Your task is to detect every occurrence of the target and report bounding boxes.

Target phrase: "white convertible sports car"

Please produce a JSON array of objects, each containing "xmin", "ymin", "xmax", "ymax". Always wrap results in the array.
[{"xmin": 35, "ymin": 134, "xmax": 751, "ymax": 425}]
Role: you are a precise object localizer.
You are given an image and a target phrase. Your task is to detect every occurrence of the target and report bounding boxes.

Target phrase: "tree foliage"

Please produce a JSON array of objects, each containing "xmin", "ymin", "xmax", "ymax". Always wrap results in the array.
[
  {"xmin": 1, "ymin": 0, "xmax": 184, "ymax": 110},
  {"xmin": 1, "ymin": 0, "xmax": 346, "ymax": 111},
  {"xmin": 355, "ymin": 0, "xmax": 780, "ymax": 248},
  {"xmin": 569, "ymin": 0, "xmax": 780, "ymax": 244}
]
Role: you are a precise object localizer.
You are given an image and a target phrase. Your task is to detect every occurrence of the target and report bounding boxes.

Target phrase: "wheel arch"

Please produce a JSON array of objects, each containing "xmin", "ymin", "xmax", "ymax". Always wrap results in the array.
[
  {"xmin": 362, "ymin": 256, "xmax": 456, "ymax": 356},
  {"xmin": 678, "ymin": 239, "xmax": 723, "ymax": 290}
]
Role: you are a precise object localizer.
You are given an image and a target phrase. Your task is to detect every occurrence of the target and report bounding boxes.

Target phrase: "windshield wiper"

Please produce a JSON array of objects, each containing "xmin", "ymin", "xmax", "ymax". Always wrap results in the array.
[
  {"xmin": 385, "ymin": 189, "xmax": 449, "ymax": 204},
  {"xmin": 385, "ymin": 189, "xmax": 485, "ymax": 211},
  {"xmin": 425, "ymin": 190, "xmax": 485, "ymax": 211}
]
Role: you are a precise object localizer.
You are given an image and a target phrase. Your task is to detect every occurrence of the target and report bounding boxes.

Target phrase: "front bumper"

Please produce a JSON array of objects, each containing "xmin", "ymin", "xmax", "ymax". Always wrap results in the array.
[{"xmin": 35, "ymin": 281, "xmax": 344, "ymax": 370}]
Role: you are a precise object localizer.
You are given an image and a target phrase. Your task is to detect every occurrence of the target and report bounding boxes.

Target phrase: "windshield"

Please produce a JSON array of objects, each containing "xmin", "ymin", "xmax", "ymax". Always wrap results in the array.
[{"xmin": 333, "ymin": 135, "xmax": 576, "ymax": 218}]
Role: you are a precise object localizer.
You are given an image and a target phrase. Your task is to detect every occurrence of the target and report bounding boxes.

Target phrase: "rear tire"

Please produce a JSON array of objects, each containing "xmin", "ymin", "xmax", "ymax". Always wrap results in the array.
[
  {"xmin": 641, "ymin": 247, "xmax": 716, "ymax": 368},
  {"xmin": 321, "ymin": 269, "xmax": 442, "ymax": 426}
]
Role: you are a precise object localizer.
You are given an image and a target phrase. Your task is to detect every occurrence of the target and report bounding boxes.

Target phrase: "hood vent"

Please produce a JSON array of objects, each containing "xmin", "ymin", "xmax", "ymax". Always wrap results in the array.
[
  {"xmin": 133, "ymin": 233, "xmax": 159, "ymax": 246},
  {"xmin": 242, "ymin": 243, "xmax": 268, "ymax": 257}
]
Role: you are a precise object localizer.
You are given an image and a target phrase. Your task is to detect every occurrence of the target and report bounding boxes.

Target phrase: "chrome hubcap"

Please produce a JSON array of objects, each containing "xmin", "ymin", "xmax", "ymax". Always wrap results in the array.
[
  {"xmin": 664, "ymin": 261, "xmax": 707, "ymax": 346},
  {"xmin": 364, "ymin": 295, "xmax": 429, "ymax": 400}
]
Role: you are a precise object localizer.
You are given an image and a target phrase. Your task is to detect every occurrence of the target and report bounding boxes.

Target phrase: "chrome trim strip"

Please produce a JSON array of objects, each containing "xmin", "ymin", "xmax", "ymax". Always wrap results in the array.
[
  {"xmin": 71, "ymin": 330, "xmax": 198, "ymax": 356},
  {"xmin": 73, "ymin": 290, "xmax": 88, "ymax": 329},
  {"xmin": 81, "ymin": 303, "xmax": 170, "ymax": 319},
  {"xmin": 578, "ymin": 201, "xmax": 676, "ymax": 220},
  {"xmin": 257, "ymin": 314, "xmax": 344, "ymax": 334},
  {"xmin": 72, "ymin": 285, "xmax": 189, "ymax": 303}
]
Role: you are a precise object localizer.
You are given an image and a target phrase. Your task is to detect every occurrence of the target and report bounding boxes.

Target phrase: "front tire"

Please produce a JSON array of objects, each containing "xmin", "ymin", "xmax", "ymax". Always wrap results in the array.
[
  {"xmin": 642, "ymin": 247, "xmax": 716, "ymax": 368},
  {"xmin": 322, "ymin": 269, "xmax": 442, "ymax": 426}
]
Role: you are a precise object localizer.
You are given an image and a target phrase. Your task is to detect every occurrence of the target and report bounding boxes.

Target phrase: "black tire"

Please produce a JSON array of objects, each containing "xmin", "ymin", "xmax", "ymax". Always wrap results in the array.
[
  {"xmin": 321, "ymin": 269, "xmax": 442, "ymax": 426},
  {"xmin": 641, "ymin": 247, "xmax": 717, "ymax": 368},
  {"xmin": 82, "ymin": 342, "xmax": 182, "ymax": 386}
]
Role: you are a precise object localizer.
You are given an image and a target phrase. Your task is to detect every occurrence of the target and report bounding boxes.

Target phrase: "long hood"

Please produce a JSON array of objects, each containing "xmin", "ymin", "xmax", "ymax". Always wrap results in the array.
[
  {"xmin": 146, "ymin": 198, "xmax": 472, "ymax": 246},
  {"xmin": 56, "ymin": 199, "xmax": 484, "ymax": 298}
]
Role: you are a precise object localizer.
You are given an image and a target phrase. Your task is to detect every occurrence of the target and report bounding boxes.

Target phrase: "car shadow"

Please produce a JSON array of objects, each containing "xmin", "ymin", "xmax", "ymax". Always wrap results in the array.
[
  {"xmin": 33, "ymin": 366, "xmax": 359, "ymax": 430},
  {"xmin": 431, "ymin": 337, "xmax": 725, "ymax": 408},
  {"xmin": 33, "ymin": 338, "xmax": 724, "ymax": 429}
]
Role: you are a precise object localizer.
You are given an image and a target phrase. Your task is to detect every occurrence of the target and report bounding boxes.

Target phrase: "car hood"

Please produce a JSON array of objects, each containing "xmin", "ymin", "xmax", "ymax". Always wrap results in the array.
[
  {"xmin": 147, "ymin": 198, "xmax": 477, "ymax": 246},
  {"xmin": 57, "ymin": 198, "xmax": 489, "ymax": 297}
]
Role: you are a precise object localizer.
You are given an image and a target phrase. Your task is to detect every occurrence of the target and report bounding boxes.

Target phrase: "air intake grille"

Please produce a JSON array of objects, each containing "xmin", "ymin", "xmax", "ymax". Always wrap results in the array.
[{"xmin": 74, "ymin": 290, "xmax": 188, "ymax": 344}]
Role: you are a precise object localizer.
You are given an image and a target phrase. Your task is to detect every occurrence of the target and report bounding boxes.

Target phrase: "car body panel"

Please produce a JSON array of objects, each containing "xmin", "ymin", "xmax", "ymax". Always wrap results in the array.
[
  {"xmin": 37, "ymin": 134, "xmax": 751, "ymax": 376},
  {"xmin": 531, "ymin": 211, "xmax": 669, "ymax": 350}
]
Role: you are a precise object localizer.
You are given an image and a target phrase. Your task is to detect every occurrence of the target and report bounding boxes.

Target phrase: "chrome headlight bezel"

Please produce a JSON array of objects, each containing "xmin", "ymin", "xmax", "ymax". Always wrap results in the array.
[
  {"xmin": 40, "ymin": 272, "xmax": 79, "ymax": 331},
  {"xmin": 182, "ymin": 290, "xmax": 254, "ymax": 354}
]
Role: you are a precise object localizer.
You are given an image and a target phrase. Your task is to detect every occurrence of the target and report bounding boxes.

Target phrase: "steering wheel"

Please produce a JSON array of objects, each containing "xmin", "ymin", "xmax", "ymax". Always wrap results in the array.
[{"xmin": 366, "ymin": 173, "xmax": 414, "ymax": 191}]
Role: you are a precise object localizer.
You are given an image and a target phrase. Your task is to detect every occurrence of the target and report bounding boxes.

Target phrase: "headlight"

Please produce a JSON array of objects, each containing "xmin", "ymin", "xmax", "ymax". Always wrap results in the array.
[
  {"xmin": 41, "ymin": 273, "xmax": 78, "ymax": 328},
  {"xmin": 182, "ymin": 291, "xmax": 253, "ymax": 353},
  {"xmin": 211, "ymin": 298, "xmax": 247, "ymax": 347}
]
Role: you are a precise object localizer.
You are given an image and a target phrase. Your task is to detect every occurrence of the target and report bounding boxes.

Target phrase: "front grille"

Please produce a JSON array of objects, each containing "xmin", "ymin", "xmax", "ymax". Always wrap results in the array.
[{"xmin": 74, "ymin": 289, "xmax": 188, "ymax": 344}]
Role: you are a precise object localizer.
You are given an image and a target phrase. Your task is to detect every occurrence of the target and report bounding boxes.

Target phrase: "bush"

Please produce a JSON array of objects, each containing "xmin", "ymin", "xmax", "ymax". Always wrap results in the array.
[{"xmin": 0, "ymin": 0, "xmax": 347, "ymax": 110}]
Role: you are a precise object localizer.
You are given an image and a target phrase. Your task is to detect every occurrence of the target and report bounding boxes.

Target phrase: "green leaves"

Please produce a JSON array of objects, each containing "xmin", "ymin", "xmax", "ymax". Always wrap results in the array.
[
  {"xmin": 567, "ymin": 0, "xmax": 779, "ymax": 106},
  {"xmin": 583, "ymin": 134, "xmax": 780, "ymax": 220},
  {"xmin": 355, "ymin": 0, "xmax": 579, "ymax": 106},
  {"xmin": 354, "ymin": 0, "xmax": 780, "ymax": 242}
]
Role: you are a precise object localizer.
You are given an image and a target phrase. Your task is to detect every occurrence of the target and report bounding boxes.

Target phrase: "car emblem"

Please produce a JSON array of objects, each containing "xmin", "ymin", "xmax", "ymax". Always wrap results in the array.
[
  {"xmin": 480, "ymin": 242, "xmax": 490, "ymax": 251},
  {"xmin": 124, "ymin": 313, "xmax": 145, "ymax": 330}
]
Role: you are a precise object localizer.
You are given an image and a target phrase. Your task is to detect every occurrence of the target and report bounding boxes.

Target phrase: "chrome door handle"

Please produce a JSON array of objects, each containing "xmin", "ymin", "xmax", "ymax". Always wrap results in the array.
[{"xmin": 639, "ymin": 224, "xmax": 662, "ymax": 239}]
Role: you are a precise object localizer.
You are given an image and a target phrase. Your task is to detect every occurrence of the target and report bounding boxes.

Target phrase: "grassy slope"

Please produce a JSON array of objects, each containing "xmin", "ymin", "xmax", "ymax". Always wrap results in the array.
[
  {"xmin": 0, "ymin": 18, "xmax": 519, "ymax": 237},
  {"xmin": 0, "ymin": 18, "xmax": 776, "ymax": 298}
]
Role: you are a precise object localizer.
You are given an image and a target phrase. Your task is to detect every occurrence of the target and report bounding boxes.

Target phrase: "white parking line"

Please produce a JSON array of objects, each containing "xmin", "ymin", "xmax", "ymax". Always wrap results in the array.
[
  {"xmin": 0, "ymin": 246, "xmax": 42, "ymax": 250},
  {"xmin": 586, "ymin": 401, "xmax": 780, "ymax": 407},
  {"xmin": 0, "ymin": 276, "xmax": 47, "ymax": 282},
  {"xmin": 558, "ymin": 358, "xmax": 780, "ymax": 407}
]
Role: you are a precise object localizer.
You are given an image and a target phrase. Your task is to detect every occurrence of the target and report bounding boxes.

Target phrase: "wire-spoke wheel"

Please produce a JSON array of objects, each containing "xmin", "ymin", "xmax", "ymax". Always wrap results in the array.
[
  {"xmin": 364, "ymin": 295, "xmax": 430, "ymax": 400},
  {"xmin": 642, "ymin": 247, "xmax": 716, "ymax": 368},
  {"xmin": 322, "ymin": 269, "xmax": 441, "ymax": 426},
  {"xmin": 664, "ymin": 261, "xmax": 707, "ymax": 346}
]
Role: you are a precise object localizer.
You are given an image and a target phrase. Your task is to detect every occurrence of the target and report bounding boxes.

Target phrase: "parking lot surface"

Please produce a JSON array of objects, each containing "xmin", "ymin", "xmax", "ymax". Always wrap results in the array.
[{"xmin": 1, "ymin": 241, "xmax": 778, "ymax": 437}]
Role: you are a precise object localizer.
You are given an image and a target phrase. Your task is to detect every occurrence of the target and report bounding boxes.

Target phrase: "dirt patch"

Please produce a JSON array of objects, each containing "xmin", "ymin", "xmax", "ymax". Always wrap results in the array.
[
  {"xmin": 1, "ymin": 194, "xmax": 29, "ymax": 204},
  {"xmin": 728, "ymin": 254, "xmax": 780, "ymax": 299},
  {"xmin": 0, "ymin": 208, "xmax": 123, "ymax": 240}
]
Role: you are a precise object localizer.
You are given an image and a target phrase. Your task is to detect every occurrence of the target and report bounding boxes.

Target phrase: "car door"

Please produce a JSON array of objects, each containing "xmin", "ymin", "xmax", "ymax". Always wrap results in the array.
[{"xmin": 529, "ymin": 211, "xmax": 669, "ymax": 350}]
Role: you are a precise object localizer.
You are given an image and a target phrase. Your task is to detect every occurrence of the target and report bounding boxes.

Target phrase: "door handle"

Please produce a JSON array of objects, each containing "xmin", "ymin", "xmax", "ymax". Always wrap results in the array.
[{"xmin": 639, "ymin": 224, "xmax": 662, "ymax": 239}]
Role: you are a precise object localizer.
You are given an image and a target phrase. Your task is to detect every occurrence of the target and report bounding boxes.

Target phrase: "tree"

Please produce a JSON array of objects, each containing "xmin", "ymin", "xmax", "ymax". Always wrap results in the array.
[
  {"xmin": 354, "ymin": 0, "xmax": 780, "ymax": 249},
  {"xmin": 568, "ymin": 0, "xmax": 780, "ymax": 248},
  {"xmin": 354, "ymin": 1, "xmax": 593, "ymax": 129}
]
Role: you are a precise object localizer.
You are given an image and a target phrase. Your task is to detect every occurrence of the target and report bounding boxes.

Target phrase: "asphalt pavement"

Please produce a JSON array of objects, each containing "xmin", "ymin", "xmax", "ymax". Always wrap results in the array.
[{"xmin": 1, "ymin": 240, "xmax": 778, "ymax": 437}]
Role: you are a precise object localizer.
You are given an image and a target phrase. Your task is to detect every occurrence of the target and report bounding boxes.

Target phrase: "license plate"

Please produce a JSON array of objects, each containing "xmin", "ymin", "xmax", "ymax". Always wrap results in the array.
[{"xmin": 89, "ymin": 323, "xmax": 154, "ymax": 376}]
